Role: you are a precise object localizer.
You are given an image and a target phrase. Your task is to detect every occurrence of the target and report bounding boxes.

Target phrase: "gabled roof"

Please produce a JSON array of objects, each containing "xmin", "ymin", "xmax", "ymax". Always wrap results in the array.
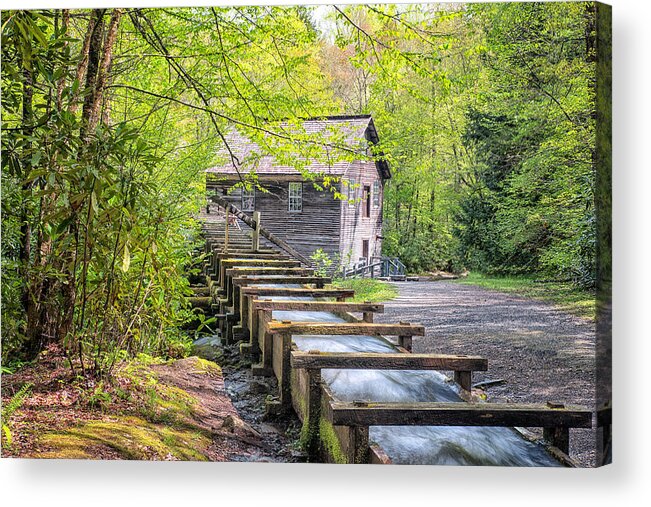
[{"xmin": 205, "ymin": 114, "xmax": 391, "ymax": 180}]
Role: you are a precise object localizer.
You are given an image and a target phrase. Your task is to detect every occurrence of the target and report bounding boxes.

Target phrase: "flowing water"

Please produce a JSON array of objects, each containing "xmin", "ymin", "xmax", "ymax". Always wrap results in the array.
[{"xmin": 249, "ymin": 282, "xmax": 561, "ymax": 466}]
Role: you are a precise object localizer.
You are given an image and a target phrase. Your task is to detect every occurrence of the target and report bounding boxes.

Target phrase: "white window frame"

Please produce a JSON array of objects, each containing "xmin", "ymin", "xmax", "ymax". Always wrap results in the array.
[
  {"xmin": 373, "ymin": 180, "xmax": 380, "ymax": 208},
  {"xmin": 241, "ymin": 187, "xmax": 255, "ymax": 212},
  {"xmin": 347, "ymin": 178, "xmax": 357, "ymax": 207},
  {"xmin": 288, "ymin": 182, "xmax": 303, "ymax": 212}
]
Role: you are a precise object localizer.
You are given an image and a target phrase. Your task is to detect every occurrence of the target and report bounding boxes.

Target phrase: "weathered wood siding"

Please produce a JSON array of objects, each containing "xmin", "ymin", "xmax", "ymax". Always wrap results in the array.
[
  {"xmin": 207, "ymin": 178, "xmax": 341, "ymax": 262},
  {"xmin": 339, "ymin": 161, "xmax": 384, "ymax": 267}
]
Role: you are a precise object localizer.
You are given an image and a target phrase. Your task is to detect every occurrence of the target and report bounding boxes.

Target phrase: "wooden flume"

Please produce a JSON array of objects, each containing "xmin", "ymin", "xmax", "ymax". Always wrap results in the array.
[{"xmin": 193, "ymin": 203, "xmax": 593, "ymax": 465}]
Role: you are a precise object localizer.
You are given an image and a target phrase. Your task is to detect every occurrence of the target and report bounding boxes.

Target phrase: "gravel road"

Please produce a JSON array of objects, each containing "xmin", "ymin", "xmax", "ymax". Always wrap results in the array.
[{"xmin": 375, "ymin": 281, "xmax": 596, "ymax": 467}]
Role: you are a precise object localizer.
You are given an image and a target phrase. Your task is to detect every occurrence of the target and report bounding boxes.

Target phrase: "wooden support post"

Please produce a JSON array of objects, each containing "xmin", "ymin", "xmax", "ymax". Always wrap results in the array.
[
  {"xmin": 543, "ymin": 427, "xmax": 570, "ymax": 455},
  {"xmin": 252, "ymin": 211, "xmax": 261, "ymax": 252},
  {"xmin": 363, "ymin": 301, "xmax": 374, "ymax": 323},
  {"xmin": 223, "ymin": 207, "xmax": 229, "ymax": 253},
  {"xmin": 239, "ymin": 290, "xmax": 250, "ymax": 343},
  {"xmin": 278, "ymin": 332, "xmax": 292, "ymax": 411},
  {"xmin": 454, "ymin": 371, "xmax": 472, "ymax": 392},
  {"xmin": 247, "ymin": 298, "xmax": 260, "ymax": 357},
  {"xmin": 304, "ymin": 369, "xmax": 323, "ymax": 459},
  {"xmin": 398, "ymin": 335, "xmax": 412, "ymax": 352},
  {"xmin": 251, "ymin": 309, "xmax": 273, "ymax": 377},
  {"xmin": 260, "ymin": 310, "xmax": 273, "ymax": 370},
  {"xmin": 345, "ymin": 424, "xmax": 370, "ymax": 464},
  {"xmin": 397, "ymin": 321, "xmax": 413, "ymax": 351}
]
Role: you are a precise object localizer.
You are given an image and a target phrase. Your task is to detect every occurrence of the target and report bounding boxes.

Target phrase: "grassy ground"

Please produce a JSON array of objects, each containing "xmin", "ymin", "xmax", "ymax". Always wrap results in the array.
[
  {"xmin": 456, "ymin": 272, "xmax": 595, "ymax": 321},
  {"xmin": 333, "ymin": 277, "xmax": 399, "ymax": 303}
]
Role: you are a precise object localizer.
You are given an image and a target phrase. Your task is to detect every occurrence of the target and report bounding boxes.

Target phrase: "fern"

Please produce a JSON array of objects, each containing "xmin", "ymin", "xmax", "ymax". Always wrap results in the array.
[{"xmin": 1, "ymin": 383, "xmax": 33, "ymax": 448}]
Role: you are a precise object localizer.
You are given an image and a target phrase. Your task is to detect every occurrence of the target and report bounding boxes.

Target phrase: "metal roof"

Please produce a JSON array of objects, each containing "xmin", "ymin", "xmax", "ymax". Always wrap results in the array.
[{"xmin": 205, "ymin": 115, "xmax": 391, "ymax": 180}]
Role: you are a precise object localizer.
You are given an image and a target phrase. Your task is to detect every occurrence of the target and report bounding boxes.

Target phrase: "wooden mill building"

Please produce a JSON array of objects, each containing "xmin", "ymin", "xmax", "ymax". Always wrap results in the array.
[{"xmin": 205, "ymin": 115, "xmax": 391, "ymax": 270}]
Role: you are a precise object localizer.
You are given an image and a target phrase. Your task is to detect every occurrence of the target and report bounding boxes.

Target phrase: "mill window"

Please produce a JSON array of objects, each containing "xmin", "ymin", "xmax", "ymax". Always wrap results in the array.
[
  {"xmin": 241, "ymin": 187, "xmax": 255, "ymax": 212},
  {"xmin": 288, "ymin": 182, "xmax": 302, "ymax": 212}
]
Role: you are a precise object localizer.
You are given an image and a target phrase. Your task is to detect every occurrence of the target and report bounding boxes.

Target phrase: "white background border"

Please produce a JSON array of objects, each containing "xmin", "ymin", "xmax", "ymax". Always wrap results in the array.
[{"xmin": 1, "ymin": 0, "xmax": 649, "ymax": 504}]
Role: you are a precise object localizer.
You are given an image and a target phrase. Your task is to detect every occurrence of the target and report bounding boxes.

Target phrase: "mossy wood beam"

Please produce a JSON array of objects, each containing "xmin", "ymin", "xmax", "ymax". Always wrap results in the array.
[
  {"xmin": 241, "ymin": 287, "xmax": 354, "ymax": 299},
  {"xmin": 228, "ymin": 277, "xmax": 331, "ymax": 339},
  {"xmin": 243, "ymin": 292, "xmax": 372, "ymax": 357},
  {"xmin": 223, "ymin": 268, "xmax": 316, "ymax": 307},
  {"xmin": 225, "ymin": 267, "xmax": 314, "ymax": 277},
  {"xmin": 208, "ymin": 249, "xmax": 285, "ymax": 278},
  {"xmin": 290, "ymin": 352, "xmax": 487, "ymax": 372},
  {"xmin": 252, "ymin": 301, "xmax": 384, "ymax": 314},
  {"xmin": 232, "ymin": 276, "xmax": 330, "ymax": 287},
  {"xmin": 326, "ymin": 401, "xmax": 593, "ymax": 456},
  {"xmin": 267, "ymin": 322, "xmax": 425, "ymax": 337},
  {"xmin": 248, "ymin": 299, "xmax": 378, "ymax": 373},
  {"xmin": 219, "ymin": 259, "xmax": 302, "ymax": 285},
  {"xmin": 215, "ymin": 252, "xmax": 288, "ymax": 260},
  {"xmin": 212, "ymin": 248, "xmax": 278, "ymax": 255}
]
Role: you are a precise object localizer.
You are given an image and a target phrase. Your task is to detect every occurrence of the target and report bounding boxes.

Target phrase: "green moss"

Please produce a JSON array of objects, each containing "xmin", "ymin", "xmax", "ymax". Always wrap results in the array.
[
  {"xmin": 28, "ymin": 356, "xmax": 224, "ymax": 461},
  {"xmin": 141, "ymin": 382, "xmax": 200, "ymax": 425},
  {"xmin": 37, "ymin": 416, "xmax": 210, "ymax": 461},
  {"xmin": 319, "ymin": 418, "xmax": 347, "ymax": 464},
  {"xmin": 190, "ymin": 357, "xmax": 222, "ymax": 375}
]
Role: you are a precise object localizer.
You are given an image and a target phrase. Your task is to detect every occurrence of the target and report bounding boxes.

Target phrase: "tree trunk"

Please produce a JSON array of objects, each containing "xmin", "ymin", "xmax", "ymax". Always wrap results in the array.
[
  {"xmin": 80, "ymin": 9, "xmax": 106, "ymax": 138},
  {"xmin": 89, "ymin": 9, "xmax": 123, "ymax": 129}
]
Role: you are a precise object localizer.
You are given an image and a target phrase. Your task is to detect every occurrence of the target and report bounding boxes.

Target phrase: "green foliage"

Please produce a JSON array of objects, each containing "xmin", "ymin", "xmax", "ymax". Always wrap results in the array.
[
  {"xmin": 326, "ymin": 3, "xmax": 598, "ymax": 286},
  {"xmin": 1, "ymin": 7, "xmax": 338, "ymax": 373},
  {"xmin": 1, "ymin": 5, "xmax": 600, "ymax": 375},
  {"xmin": 1, "ymin": 382, "xmax": 33, "ymax": 448},
  {"xmin": 310, "ymin": 248, "xmax": 336, "ymax": 277},
  {"xmin": 453, "ymin": 3, "xmax": 597, "ymax": 286},
  {"xmin": 86, "ymin": 382, "xmax": 113, "ymax": 411}
]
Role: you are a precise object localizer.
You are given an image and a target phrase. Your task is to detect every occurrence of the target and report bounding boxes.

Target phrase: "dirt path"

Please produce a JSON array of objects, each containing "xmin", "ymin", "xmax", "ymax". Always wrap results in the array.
[
  {"xmin": 375, "ymin": 281, "xmax": 596, "ymax": 467},
  {"xmin": 153, "ymin": 356, "xmax": 301, "ymax": 463}
]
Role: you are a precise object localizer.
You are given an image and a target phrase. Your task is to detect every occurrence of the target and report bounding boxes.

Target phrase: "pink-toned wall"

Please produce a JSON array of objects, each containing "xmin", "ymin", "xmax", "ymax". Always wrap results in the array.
[{"xmin": 339, "ymin": 160, "xmax": 384, "ymax": 269}]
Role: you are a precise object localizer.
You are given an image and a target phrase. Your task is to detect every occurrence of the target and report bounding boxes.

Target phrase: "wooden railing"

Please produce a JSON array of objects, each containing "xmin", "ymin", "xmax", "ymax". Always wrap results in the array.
[{"xmin": 343, "ymin": 256, "xmax": 406, "ymax": 279}]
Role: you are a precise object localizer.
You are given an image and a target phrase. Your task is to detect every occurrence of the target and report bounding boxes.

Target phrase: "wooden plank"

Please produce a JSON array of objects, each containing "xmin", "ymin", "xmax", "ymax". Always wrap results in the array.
[
  {"xmin": 346, "ymin": 426, "xmax": 369, "ymax": 464},
  {"xmin": 259, "ymin": 309, "xmax": 273, "ymax": 370},
  {"xmin": 221, "ymin": 259, "xmax": 301, "ymax": 268},
  {"xmin": 275, "ymin": 332, "xmax": 293, "ymax": 410},
  {"xmin": 397, "ymin": 335, "xmax": 412, "ymax": 352},
  {"xmin": 210, "ymin": 195, "xmax": 314, "ymax": 266},
  {"xmin": 252, "ymin": 210, "xmax": 261, "ymax": 251},
  {"xmin": 267, "ymin": 322, "xmax": 425, "ymax": 337},
  {"xmin": 233, "ymin": 276, "xmax": 331, "ymax": 287},
  {"xmin": 241, "ymin": 287, "xmax": 354, "ymax": 298},
  {"xmin": 224, "ymin": 268, "xmax": 315, "ymax": 300},
  {"xmin": 225, "ymin": 267, "xmax": 314, "ymax": 277},
  {"xmin": 252, "ymin": 300, "xmax": 383, "ymax": 313},
  {"xmin": 220, "ymin": 261, "xmax": 303, "ymax": 286},
  {"xmin": 543, "ymin": 427, "xmax": 570, "ymax": 455},
  {"xmin": 213, "ymin": 248, "xmax": 279, "ymax": 255},
  {"xmin": 216, "ymin": 252, "xmax": 287, "ymax": 260},
  {"xmin": 326, "ymin": 401, "xmax": 593, "ymax": 429},
  {"xmin": 291, "ymin": 352, "xmax": 487, "ymax": 372}
]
